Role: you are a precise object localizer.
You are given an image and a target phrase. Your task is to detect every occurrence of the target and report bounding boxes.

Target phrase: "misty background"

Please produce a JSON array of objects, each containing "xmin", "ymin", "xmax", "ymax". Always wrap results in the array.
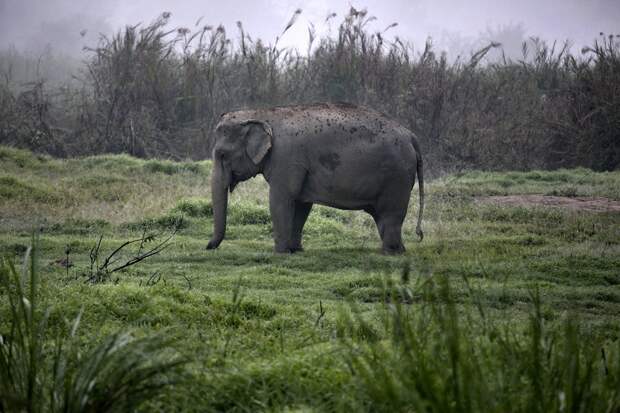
[
  {"xmin": 0, "ymin": 0, "xmax": 618, "ymax": 172},
  {"xmin": 1, "ymin": 0, "xmax": 619, "ymax": 59}
]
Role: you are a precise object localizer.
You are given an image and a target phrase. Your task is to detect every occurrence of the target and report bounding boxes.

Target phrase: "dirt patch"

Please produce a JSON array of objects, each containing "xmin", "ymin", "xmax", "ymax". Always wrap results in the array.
[{"xmin": 477, "ymin": 195, "xmax": 620, "ymax": 213}]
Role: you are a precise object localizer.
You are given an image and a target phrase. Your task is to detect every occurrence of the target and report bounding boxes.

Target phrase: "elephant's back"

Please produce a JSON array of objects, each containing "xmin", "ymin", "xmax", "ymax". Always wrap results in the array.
[
  {"xmin": 275, "ymin": 105, "xmax": 417, "ymax": 205},
  {"xmin": 263, "ymin": 104, "xmax": 410, "ymax": 144},
  {"xmin": 253, "ymin": 103, "xmax": 417, "ymax": 174}
]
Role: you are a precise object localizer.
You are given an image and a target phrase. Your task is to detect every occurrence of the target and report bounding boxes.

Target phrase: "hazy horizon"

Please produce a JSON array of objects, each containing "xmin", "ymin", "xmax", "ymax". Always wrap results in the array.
[{"xmin": 1, "ymin": 0, "xmax": 619, "ymax": 58}]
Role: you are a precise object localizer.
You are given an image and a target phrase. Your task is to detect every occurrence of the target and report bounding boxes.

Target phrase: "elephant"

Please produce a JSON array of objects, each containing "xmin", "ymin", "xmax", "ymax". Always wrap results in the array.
[{"xmin": 206, "ymin": 102, "xmax": 424, "ymax": 254}]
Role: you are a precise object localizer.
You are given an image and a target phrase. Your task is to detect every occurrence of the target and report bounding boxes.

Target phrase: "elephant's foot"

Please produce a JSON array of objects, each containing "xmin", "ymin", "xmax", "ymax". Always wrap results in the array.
[
  {"xmin": 274, "ymin": 242, "xmax": 304, "ymax": 253},
  {"xmin": 274, "ymin": 247, "xmax": 290, "ymax": 253},
  {"xmin": 274, "ymin": 243, "xmax": 294, "ymax": 253},
  {"xmin": 206, "ymin": 239, "xmax": 221, "ymax": 250},
  {"xmin": 288, "ymin": 238, "xmax": 304, "ymax": 253},
  {"xmin": 373, "ymin": 213, "xmax": 407, "ymax": 256},
  {"xmin": 382, "ymin": 244, "xmax": 406, "ymax": 255}
]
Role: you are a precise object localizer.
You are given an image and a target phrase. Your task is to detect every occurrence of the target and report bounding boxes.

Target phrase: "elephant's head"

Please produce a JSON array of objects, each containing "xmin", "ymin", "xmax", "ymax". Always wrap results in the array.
[{"xmin": 207, "ymin": 116, "xmax": 272, "ymax": 249}]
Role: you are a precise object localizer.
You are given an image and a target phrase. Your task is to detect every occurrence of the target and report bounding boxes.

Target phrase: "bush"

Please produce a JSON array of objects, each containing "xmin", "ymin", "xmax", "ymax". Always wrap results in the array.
[
  {"xmin": 343, "ymin": 273, "xmax": 620, "ymax": 412},
  {"xmin": 0, "ymin": 11, "xmax": 618, "ymax": 173},
  {"xmin": 229, "ymin": 202, "xmax": 271, "ymax": 225},
  {"xmin": 125, "ymin": 214, "xmax": 188, "ymax": 232},
  {"xmin": 0, "ymin": 175, "xmax": 61, "ymax": 203},
  {"xmin": 0, "ymin": 241, "xmax": 187, "ymax": 412},
  {"xmin": 143, "ymin": 159, "xmax": 205, "ymax": 175},
  {"xmin": 173, "ymin": 199, "xmax": 213, "ymax": 218}
]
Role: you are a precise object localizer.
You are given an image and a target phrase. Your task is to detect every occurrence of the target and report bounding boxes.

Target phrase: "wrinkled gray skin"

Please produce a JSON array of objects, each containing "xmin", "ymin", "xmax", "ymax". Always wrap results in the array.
[{"xmin": 207, "ymin": 103, "xmax": 424, "ymax": 254}]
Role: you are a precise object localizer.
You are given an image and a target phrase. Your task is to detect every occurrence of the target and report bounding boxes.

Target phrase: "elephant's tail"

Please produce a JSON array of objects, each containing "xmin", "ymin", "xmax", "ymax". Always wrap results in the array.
[{"xmin": 412, "ymin": 136, "xmax": 424, "ymax": 241}]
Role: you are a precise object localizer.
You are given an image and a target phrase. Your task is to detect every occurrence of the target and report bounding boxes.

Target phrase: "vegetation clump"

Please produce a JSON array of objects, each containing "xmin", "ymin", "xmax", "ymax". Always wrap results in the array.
[
  {"xmin": 173, "ymin": 199, "xmax": 213, "ymax": 218},
  {"xmin": 1, "ymin": 11, "xmax": 619, "ymax": 173},
  {"xmin": 0, "ymin": 243, "xmax": 186, "ymax": 412},
  {"xmin": 344, "ymin": 274, "xmax": 620, "ymax": 412}
]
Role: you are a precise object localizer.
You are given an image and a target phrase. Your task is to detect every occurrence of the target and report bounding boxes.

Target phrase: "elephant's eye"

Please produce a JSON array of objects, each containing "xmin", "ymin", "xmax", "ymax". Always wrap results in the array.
[
  {"xmin": 213, "ymin": 148, "xmax": 226, "ymax": 160},
  {"xmin": 218, "ymin": 150, "xmax": 235, "ymax": 163}
]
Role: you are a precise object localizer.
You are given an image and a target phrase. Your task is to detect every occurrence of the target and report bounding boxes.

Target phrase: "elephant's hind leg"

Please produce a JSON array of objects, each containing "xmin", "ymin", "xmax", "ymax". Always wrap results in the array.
[
  {"xmin": 375, "ymin": 213, "xmax": 406, "ymax": 254},
  {"xmin": 291, "ymin": 202, "xmax": 312, "ymax": 252},
  {"xmin": 373, "ymin": 187, "xmax": 411, "ymax": 254}
]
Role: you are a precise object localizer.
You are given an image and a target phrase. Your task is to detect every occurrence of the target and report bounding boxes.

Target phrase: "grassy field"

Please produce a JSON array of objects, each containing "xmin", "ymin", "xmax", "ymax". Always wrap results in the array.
[{"xmin": 1, "ymin": 145, "xmax": 620, "ymax": 411}]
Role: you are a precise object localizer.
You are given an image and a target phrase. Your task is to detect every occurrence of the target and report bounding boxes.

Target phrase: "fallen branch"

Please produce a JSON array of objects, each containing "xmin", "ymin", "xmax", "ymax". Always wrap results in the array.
[{"xmin": 85, "ymin": 218, "xmax": 182, "ymax": 283}]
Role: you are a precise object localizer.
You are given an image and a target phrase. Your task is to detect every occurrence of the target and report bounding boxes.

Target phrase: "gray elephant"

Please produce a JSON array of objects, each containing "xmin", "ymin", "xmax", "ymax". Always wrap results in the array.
[{"xmin": 207, "ymin": 102, "xmax": 424, "ymax": 254}]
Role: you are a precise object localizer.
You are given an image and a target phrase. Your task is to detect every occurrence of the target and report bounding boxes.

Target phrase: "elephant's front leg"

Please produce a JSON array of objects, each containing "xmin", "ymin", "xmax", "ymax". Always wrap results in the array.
[
  {"xmin": 269, "ymin": 187, "xmax": 296, "ymax": 253},
  {"xmin": 291, "ymin": 202, "xmax": 312, "ymax": 252}
]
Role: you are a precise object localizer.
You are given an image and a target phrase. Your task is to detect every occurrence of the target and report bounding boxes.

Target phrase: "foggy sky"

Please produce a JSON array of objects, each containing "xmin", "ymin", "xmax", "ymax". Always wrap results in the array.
[{"xmin": 1, "ymin": 0, "xmax": 619, "ymax": 57}]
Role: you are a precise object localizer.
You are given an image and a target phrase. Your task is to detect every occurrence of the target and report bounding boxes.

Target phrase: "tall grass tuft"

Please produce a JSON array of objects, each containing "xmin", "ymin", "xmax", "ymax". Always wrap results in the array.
[
  {"xmin": 0, "ymin": 239, "xmax": 187, "ymax": 412},
  {"xmin": 343, "ymin": 272, "xmax": 620, "ymax": 412}
]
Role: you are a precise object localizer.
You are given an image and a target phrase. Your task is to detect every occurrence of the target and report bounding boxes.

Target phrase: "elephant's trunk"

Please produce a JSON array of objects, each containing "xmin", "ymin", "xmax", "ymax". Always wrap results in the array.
[{"xmin": 207, "ymin": 158, "xmax": 231, "ymax": 249}]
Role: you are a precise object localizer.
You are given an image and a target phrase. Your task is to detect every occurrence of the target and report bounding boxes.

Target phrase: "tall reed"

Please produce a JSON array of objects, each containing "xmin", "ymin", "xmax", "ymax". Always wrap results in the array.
[
  {"xmin": 342, "ymin": 272, "xmax": 620, "ymax": 412},
  {"xmin": 0, "ymin": 10, "xmax": 618, "ymax": 172}
]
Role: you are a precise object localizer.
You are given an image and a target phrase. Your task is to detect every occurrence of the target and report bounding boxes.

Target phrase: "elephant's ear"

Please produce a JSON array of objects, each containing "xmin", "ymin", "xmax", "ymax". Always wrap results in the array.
[{"xmin": 242, "ymin": 120, "xmax": 272, "ymax": 165}]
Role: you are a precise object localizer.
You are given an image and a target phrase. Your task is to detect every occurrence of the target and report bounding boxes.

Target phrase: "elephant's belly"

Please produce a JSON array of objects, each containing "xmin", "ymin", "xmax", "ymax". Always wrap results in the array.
[
  {"xmin": 297, "ymin": 174, "xmax": 384, "ymax": 210},
  {"xmin": 312, "ymin": 197, "xmax": 373, "ymax": 211},
  {"xmin": 296, "ymin": 142, "xmax": 415, "ymax": 209}
]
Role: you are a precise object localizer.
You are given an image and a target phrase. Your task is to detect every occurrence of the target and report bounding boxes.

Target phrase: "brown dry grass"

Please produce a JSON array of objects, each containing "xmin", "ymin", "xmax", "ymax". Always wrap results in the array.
[{"xmin": 477, "ymin": 195, "xmax": 620, "ymax": 212}]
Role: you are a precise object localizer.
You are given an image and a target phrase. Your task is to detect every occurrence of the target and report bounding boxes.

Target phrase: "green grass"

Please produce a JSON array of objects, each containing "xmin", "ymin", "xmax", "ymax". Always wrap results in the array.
[
  {"xmin": 1, "ymin": 145, "xmax": 619, "ymax": 411},
  {"xmin": 434, "ymin": 168, "xmax": 620, "ymax": 199},
  {"xmin": 0, "ymin": 241, "xmax": 186, "ymax": 412}
]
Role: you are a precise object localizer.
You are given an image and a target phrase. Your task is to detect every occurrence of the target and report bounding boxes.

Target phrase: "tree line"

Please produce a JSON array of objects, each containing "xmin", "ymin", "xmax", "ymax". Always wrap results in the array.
[{"xmin": 1, "ymin": 10, "xmax": 618, "ymax": 174}]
